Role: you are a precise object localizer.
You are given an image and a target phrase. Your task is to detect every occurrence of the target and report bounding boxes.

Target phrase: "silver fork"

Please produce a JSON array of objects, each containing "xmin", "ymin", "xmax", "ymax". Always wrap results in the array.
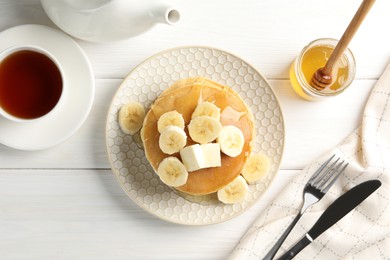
[{"xmin": 263, "ymin": 154, "xmax": 348, "ymax": 260}]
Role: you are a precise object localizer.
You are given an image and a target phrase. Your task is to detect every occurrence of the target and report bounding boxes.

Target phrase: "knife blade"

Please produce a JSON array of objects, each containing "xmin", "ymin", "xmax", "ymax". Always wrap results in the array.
[{"xmin": 276, "ymin": 179, "xmax": 381, "ymax": 260}]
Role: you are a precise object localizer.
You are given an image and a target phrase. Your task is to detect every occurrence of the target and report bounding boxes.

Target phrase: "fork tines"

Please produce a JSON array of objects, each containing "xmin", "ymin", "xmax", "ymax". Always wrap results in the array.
[{"xmin": 308, "ymin": 154, "xmax": 349, "ymax": 193}]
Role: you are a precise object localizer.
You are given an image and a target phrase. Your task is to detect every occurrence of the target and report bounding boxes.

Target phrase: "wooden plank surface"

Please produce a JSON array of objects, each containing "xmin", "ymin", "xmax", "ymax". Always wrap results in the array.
[
  {"xmin": 0, "ymin": 0, "xmax": 389, "ymax": 259},
  {"xmin": 0, "ymin": 169, "xmax": 297, "ymax": 260}
]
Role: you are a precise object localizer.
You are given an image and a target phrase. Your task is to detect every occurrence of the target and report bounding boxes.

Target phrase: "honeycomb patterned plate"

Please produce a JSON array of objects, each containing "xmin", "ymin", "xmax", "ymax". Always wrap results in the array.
[{"xmin": 106, "ymin": 46, "xmax": 285, "ymax": 225}]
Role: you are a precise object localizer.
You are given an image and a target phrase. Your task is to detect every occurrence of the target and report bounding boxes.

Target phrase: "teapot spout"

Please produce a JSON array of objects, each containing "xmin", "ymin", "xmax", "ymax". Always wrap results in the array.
[{"xmin": 152, "ymin": 6, "xmax": 181, "ymax": 25}]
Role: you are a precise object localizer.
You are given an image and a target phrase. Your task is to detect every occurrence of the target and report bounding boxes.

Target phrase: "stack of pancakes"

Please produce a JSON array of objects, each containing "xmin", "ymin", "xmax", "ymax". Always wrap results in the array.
[{"xmin": 141, "ymin": 77, "xmax": 255, "ymax": 195}]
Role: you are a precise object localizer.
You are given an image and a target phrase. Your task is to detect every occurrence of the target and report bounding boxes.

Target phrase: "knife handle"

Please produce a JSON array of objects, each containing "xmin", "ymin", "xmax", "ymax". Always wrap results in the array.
[
  {"xmin": 276, "ymin": 235, "xmax": 311, "ymax": 260},
  {"xmin": 263, "ymin": 213, "xmax": 302, "ymax": 260}
]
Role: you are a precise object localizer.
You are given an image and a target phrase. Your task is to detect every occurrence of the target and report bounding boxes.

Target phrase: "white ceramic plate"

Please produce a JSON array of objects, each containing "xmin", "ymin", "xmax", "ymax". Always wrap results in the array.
[
  {"xmin": 0, "ymin": 24, "xmax": 94, "ymax": 150},
  {"xmin": 106, "ymin": 46, "xmax": 284, "ymax": 225}
]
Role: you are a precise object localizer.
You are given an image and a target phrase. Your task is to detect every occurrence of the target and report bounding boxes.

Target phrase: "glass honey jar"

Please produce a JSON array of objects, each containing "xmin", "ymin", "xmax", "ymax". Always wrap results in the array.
[{"xmin": 290, "ymin": 38, "xmax": 356, "ymax": 101}]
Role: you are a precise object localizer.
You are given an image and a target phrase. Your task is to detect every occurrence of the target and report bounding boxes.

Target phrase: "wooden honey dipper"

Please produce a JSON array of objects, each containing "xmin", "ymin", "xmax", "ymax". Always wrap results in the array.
[{"xmin": 311, "ymin": 0, "xmax": 376, "ymax": 90}]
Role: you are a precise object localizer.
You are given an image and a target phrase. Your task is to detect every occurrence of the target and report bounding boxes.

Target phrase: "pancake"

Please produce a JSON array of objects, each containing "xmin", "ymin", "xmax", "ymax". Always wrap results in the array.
[{"xmin": 141, "ymin": 77, "xmax": 255, "ymax": 195}]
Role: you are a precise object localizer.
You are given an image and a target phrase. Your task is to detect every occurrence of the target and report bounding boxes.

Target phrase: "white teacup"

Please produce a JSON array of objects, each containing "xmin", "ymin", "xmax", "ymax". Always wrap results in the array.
[{"xmin": 0, "ymin": 45, "xmax": 65, "ymax": 122}]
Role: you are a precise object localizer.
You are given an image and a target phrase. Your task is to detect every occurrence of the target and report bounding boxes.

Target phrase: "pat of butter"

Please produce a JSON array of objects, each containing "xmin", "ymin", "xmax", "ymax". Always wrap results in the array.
[
  {"xmin": 179, "ymin": 143, "xmax": 221, "ymax": 172},
  {"xmin": 201, "ymin": 143, "xmax": 221, "ymax": 168},
  {"xmin": 180, "ymin": 144, "xmax": 205, "ymax": 172}
]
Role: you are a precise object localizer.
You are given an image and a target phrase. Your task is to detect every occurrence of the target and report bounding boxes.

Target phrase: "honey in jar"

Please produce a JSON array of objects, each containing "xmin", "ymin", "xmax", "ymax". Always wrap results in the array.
[{"xmin": 290, "ymin": 38, "xmax": 356, "ymax": 101}]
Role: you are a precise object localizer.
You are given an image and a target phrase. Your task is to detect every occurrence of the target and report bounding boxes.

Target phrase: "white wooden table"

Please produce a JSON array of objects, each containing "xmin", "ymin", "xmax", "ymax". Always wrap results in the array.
[{"xmin": 1, "ymin": 0, "xmax": 389, "ymax": 259}]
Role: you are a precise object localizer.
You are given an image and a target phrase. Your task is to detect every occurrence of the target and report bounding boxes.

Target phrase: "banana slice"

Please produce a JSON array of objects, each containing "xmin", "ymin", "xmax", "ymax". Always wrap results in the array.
[
  {"xmin": 157, "ymin": 157, "xmax": 188, "ymax": 187},
  {"xmin": 159, "ymin": 126, "xmax": 187, "ymax": 155},
  {"xmin": 157, "ymin": 110, "xmax": 185, "ymax": 134},
  {"xmin": 191, "ymin": 102, "xmax": 221, "ymax": 120},
  {"xmin": 217, "ymin": 175, "xmax": 248, "ymax": 204},
  {"xmin": 217, "ymin": 125, "xmax": 245, "ymax": 157},
  {"xmin": 241, "ymin": 153, "xmax": 270, "ymax": 184},
  {"xmin": 188, "ymin": 116, "xmax": 222, "ymax": 144},
  {"xmin": 118, "ymin": 102, "xmax": 146, "ymax": 135}
]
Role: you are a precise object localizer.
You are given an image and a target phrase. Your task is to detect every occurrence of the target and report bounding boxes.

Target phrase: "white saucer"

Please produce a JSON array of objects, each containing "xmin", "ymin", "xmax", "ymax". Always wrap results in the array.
[{"xmin": 0, "ymin": 24, "xmax": 94, "ymax": 150}]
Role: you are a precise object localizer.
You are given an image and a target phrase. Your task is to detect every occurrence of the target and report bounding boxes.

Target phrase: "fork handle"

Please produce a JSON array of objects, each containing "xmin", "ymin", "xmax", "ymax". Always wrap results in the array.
[{"xmin": 263, "ymin": 213, "xmax": 302, "ymax": 260}]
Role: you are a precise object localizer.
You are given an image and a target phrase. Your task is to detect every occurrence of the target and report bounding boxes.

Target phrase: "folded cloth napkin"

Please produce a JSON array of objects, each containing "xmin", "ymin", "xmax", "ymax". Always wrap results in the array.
[{"xmin": 229, "ymin": 62, "xmax": 390, "ymax": 260}]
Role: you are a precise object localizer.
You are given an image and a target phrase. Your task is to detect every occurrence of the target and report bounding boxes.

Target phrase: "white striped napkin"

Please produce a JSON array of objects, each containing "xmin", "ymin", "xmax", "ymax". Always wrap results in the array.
[{"xmin": 229, "ymin": 62, "xmax": 390, "ymax": 260}]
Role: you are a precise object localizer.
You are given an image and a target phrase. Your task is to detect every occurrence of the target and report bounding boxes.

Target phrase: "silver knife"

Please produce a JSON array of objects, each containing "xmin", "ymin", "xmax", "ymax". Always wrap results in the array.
[{"xmin": 276, "ymin": 179, "xmax": 381, "ymax": 260}]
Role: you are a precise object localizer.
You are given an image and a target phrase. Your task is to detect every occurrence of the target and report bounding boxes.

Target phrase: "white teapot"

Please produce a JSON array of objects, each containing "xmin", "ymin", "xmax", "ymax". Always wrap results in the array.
[{"xmin": 41, "ymin": 0, "xmax": 181, "ymax": 42}]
